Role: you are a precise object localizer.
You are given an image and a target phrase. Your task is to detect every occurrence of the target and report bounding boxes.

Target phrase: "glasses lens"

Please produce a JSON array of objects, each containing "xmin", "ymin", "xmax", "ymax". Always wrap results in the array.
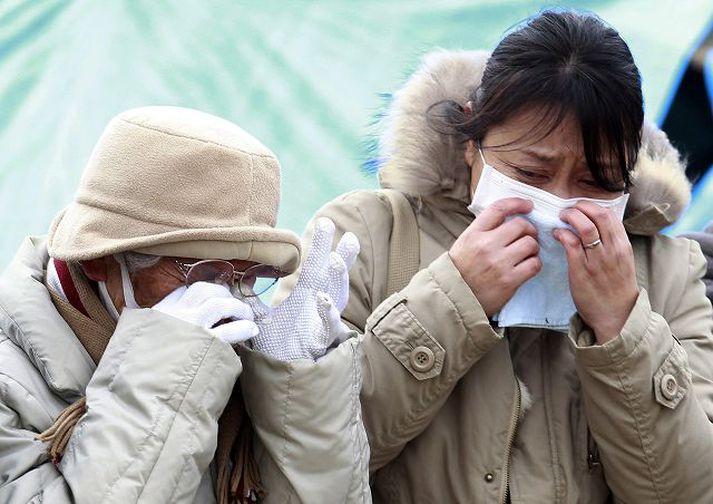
[
  {"xmin": 185, "ymin": 260, "xmax": 235, "ymax": 286},
  {"xmin": 238, "ymin": 264, "xmax": 282, "ymax": 297}
]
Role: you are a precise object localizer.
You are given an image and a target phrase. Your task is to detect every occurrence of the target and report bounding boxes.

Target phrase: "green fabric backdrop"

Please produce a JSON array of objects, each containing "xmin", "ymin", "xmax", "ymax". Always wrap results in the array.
[{"xmin": 0, "ymin": 0, "xmax": 710, "ymax": 266}]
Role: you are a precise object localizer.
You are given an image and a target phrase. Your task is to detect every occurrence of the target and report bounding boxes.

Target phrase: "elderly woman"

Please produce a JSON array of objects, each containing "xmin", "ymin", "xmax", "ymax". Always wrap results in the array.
[
  {"xmin": 278, "ymin": 10, "xmax": 713, "ymax": 503},
  {"xmin": 0, "ymin": 107, "xmax": 369, "ymax": 503}
]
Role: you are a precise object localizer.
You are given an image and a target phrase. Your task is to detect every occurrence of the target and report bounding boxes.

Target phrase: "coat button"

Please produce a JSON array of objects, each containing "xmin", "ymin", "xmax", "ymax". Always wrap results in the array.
[
  {"xmin": 661, "ymin": 374, "xmax": 679, "ymax": 400},
  {"xmin": 410, "ymin": 346, "xmax": 435, "ymax": 372},
  {"xmin": 484, "ymin": 473, "xmax": 494, "ymax": 482}
]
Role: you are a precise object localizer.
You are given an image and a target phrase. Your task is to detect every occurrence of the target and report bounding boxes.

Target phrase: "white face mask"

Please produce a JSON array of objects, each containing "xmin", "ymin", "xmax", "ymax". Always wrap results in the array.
[{"xmin": 467, "ymin": 149, "xmax": 629, "ymax": 331}]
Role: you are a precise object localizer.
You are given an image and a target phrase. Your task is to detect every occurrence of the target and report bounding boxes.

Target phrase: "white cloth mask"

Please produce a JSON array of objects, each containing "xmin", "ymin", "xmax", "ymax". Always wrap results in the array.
[{"xmin": 467, "ymin": 150, "xmax": 629, "ymax": 331}]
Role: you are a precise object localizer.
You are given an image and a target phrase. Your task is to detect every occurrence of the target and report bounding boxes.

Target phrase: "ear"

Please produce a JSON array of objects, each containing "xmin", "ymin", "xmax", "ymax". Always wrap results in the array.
[
  {"xmin": 80, "ymin": 257, "xmax": 110, "ymax": 282},
  {"xmin": 464, "ymin": 139, "xmax": 477, "ymax": 168}
]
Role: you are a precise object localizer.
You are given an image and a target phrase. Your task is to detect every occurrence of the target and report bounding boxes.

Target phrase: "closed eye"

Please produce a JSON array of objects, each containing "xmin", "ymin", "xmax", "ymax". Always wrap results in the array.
[{"xmin": 514, "ymin": 167, "xmax": 548, "ymax": 180}]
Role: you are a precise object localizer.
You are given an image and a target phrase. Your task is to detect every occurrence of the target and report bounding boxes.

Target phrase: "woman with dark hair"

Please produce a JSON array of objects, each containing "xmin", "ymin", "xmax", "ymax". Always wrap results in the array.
[{"xmin": 277, "ymin": 9, "xmax": 713, "ymax": 503}]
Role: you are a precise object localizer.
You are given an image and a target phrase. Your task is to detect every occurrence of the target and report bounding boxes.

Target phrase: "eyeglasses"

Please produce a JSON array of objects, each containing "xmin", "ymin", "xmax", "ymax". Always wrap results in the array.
[{"xmin": 173, "ymin": 259, "xmax": 284, "ymax": 297}]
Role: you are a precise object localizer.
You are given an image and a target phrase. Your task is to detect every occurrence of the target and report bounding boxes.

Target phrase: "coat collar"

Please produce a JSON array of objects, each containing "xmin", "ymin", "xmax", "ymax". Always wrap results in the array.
[
  {"xmin": 0, "ymin": 237, "xmax": 94, "ymax": 402},
  {"xmin": 375, "ymin": 50, "xmax": 691, "ymax": 235}
]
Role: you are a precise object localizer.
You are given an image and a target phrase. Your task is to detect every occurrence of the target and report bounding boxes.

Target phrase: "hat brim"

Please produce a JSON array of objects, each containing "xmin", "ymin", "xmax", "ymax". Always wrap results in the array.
[{"xmin": 47, "ymin": 203, "xmax": 302, "ymax": 274}]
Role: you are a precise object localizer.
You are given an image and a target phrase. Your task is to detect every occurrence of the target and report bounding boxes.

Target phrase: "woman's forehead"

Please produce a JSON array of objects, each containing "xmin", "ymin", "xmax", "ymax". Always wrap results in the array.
[
  {"xmin": 485, "ymin": 106, "xmax": 582, "ymax": 150},
  {"xmin": 484, "ymin": 106, "xmax": 620, "ymax": 169}
]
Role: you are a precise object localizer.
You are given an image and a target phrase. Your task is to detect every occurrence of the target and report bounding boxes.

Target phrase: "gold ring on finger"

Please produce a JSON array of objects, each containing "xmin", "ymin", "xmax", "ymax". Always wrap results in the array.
[{"xmin": 583, "ymin": 238, "xmax": 602, "ymax": 249}]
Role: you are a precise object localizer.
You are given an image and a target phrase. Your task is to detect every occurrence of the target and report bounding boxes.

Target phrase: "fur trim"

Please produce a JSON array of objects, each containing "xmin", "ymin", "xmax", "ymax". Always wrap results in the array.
[
  {"xmin": 517, "ymin": 378, "xmax": 533, "ymax": 422},
  {"xmin": 376, "ymin": 50, "xmax": 690, "ymax": 233},
  {"xmin": 627, "ymin": 121, "xmax": 691, "ymax": 225},
  {"xmin": 378, "ymin": 50, "xmax": 489, "ymax": 204}
]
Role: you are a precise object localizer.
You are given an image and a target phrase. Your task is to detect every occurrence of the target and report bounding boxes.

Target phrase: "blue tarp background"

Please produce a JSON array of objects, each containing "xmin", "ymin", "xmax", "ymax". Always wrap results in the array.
[{"xmin": 1, "ymin": 0, "xmax": 711, "ymax": 266}]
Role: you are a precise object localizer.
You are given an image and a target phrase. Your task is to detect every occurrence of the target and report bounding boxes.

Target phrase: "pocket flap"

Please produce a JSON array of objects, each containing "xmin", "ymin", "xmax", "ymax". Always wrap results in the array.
[{"xmin": 370, "ymin": 300, "xmax": 445, "ymax": 381}]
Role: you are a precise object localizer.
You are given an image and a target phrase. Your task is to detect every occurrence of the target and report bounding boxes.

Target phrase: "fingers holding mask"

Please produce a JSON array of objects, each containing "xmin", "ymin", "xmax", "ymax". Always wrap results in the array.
[
  {"xmin": 511, "ymin": 255, "xmax": 543, "ymax": 284},
  {"xmin": 559, "ymin": 207, "xmax": 601, "ymax": 250},
  {"xmin": 496, "ymin": 216, "xmax": 538, "ymax": 247},
  {"xmin": 553, "ymin": 227, "xmax": 586, "ymax": 268},
  {"xmin": 573, "ymin": 200, "xmax": 627, "ymax": 249},
  {"xmin": 508, "ymin": 234, "xmax": 540, "ymax": 265},
  {"xmin": 474, "ymin": 197, "xmax": 534, "ymax": 231},
  {"xmin": 554, "ymin": 204, "xmax": 638, "ymax": 342}
]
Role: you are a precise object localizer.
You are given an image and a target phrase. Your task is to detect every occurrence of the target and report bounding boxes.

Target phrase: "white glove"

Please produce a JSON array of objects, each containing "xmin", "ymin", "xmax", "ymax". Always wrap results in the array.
[
  {"xmin": 246, "ymin": 218, "xmax": 360, "ymax": 361},
  {"xmin": 152, "ymin": 281, "xmax": 259, "ymax": 345}
]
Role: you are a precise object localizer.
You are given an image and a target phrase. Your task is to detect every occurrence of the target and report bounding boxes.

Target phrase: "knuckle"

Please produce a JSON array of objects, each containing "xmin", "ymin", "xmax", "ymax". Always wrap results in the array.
[
  {"xmin": 582, "ymin": 223, "xmax": 598, "ymax": 237},
  {"xmin": 559, "ymin": 232, "xmax": 573, "ymax": 246},
  {"xmin": 566, "ymin": 234, "xmax": 580, "ymax": 248},
  {"xmin": 528, "ymin": 258, "xmax": 542, "ymax": 275},
  {"xmin": 513, "ymin": 217, "xmax": 531, "ymax": 234},
  {"xmin": 490, "ymin": 201, "xmax": 507, "ymax": 215},
  {"xmin": 526, "ymin": 236, "xmax": 539, "ymax": 252},
  {"xmin": 594, "ymin": 207, "xmax": 609, "ymax": 220}
]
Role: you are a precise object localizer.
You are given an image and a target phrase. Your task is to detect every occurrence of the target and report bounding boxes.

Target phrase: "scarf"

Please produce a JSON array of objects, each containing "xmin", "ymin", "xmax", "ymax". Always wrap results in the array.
[{"xmin": 39, "ymin": 259, "xmax": 264, "ymax": 503}]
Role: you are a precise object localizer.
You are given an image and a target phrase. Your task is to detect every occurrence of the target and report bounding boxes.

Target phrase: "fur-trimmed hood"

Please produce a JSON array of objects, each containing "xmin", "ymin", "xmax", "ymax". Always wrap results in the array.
[{"xmin": 376, "ymin": 50, "xmax": 691, "ymax": 235}]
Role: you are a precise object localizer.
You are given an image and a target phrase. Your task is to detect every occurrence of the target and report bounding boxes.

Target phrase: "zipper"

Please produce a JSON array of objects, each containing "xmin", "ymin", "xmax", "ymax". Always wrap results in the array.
[
  {"xmin": 587, "ymin": 426, "xmax": 601, "ymax": 471},
  {"xmin": 499, "ymin": 377, "xmax": 521, "ymax": 504}
]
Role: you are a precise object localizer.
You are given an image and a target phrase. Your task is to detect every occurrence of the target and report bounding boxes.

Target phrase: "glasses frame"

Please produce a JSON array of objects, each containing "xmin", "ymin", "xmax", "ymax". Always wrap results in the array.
[{"xmin": 173, "ymin": 259, "xmax": 284, "ymax": 297}]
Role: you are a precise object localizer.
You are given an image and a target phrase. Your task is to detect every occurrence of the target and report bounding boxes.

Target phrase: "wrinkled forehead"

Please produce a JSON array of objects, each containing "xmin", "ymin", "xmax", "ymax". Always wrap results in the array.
[
  {"xmin": 482, "ymin": 105, "xmax": 623, "ymax": 175},
  {"xmin": 483, "ymin": 106, "xmax": 582, "ymax": 153}
]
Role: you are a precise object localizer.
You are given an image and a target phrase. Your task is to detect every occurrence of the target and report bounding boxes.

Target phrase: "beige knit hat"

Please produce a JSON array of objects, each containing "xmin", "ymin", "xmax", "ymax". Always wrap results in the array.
[{"xmin": 47, "ymin": 106, "xmax": 301, "ymax": 273}]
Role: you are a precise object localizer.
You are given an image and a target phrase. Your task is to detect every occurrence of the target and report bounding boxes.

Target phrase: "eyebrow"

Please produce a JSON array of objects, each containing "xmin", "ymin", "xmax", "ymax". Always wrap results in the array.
[
  {"xmin": 519, "ymin": 147, "xmax": 560, "ymax": 162},
  {"xmin": 520, "ymin": 147, "xmax": 598, "ymax": 173}
]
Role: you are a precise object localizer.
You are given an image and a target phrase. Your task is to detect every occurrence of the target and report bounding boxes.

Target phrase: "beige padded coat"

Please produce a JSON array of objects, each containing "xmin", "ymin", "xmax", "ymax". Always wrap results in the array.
[
  {"xmin": 0, "ymin": 238, "xmax": 370, "ymax": 503},
  {"xmin": 276, "ymin": 51, "xmax": 713, "ymax": 503}
]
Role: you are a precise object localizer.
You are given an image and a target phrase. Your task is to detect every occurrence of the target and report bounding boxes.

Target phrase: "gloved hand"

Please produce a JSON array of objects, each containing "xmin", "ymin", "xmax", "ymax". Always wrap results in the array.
[
  {"xmin": 246, "ymin": 218, "xmax": 360, "ymax": 361},
  {"xmin": 153, "ymin": 281, "xmax": 259, "ymax": 345}
]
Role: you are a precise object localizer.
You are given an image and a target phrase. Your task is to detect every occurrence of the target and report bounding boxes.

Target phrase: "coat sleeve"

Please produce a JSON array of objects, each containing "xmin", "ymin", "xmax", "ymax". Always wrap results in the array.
[
  {"xmin": 680, "ymin": 223, "xmax": 713, "ymax": 301},
  {"xmin": 238, "ymin": 339, "xmax": 370, "ymax": 504},
  {"xmin": 0, "ymin": 308, "xmax": 241, "ymax": 504},
  {"xmin": 273, "ymin": 191, "xmax": 503, "ymax": 473},
  {"xmin": 571, "ymin": 238, "xmax": 713, "ymax": 503}
]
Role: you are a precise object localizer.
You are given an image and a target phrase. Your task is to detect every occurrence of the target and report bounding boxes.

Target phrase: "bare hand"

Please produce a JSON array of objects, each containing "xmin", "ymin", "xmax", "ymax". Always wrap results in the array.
[
  {"xmin": 555, "ymin": 201, "xmax": 639, "ymax": 344},
  {"xmin": 450, "ymin": 198, "xmax": 542, "ymax": 317}
]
